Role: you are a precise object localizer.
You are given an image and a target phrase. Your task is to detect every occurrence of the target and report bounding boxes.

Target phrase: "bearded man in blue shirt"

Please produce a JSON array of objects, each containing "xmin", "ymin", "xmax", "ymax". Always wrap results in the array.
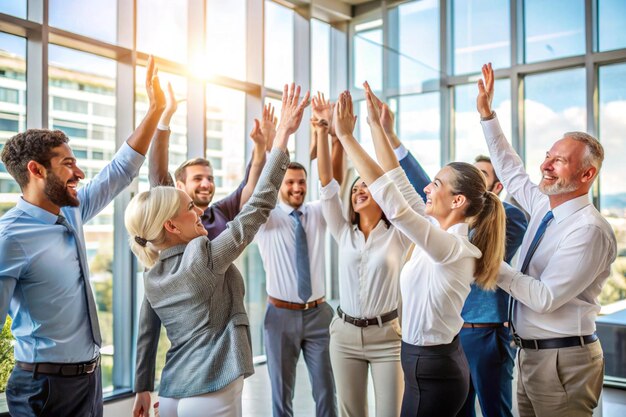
[{"xmin": 0, "ymin": 57, "xmax": 165, "ymax": 417}]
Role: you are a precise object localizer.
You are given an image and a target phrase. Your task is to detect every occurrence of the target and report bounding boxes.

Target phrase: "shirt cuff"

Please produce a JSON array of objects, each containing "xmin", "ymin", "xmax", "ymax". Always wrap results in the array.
[
  {"xmin": 368, "ymin": 171, "xmax": 394, "ymax": 203},
  {"xmin": 157, "ymin": 123, "xmax": 170, "ymax": 131},
  {"xmin": 319, "ymin": 179, "xmax": 340, "ymax": 200},
  {"xmin": 393, "ymin": 144, "xmax": 409, "ymax": 161},
  {"xmin": 117, "ymin": 142, "xmax": 146, "ymax": 173},
  {"xmin": 385, "ymin": 166, "xmax": 407, "ymax": 183},
  {"xmin": 480, "ymin": 115, "xmax": 505, "ymax": 144},
  {"xmin": 497, "ymin": 261, "xmax": 516, "ymax": 293}
]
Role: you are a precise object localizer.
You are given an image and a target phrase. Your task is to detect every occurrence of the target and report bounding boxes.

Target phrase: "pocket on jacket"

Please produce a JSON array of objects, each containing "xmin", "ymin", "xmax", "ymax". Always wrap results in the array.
[{"xmin": 230, "ymin": 313, "xmax": 250, "ymax": 327}]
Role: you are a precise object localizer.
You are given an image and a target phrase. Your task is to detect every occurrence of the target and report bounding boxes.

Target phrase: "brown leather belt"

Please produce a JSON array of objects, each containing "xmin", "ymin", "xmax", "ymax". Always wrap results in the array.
[
  {"xmin": 268, "ymin": 296, "xmax": 325, "ymax": 310},
  {"xmin": 337, "ymin": 306, "xmax": 398, "ymax": 328},
  {"xmin": 462, "ymin": 322, "xmax": 504, "ymax": 329},
  {"xmin": 17, "ymin": 355, "xmax": 100, "ymax": 377}
]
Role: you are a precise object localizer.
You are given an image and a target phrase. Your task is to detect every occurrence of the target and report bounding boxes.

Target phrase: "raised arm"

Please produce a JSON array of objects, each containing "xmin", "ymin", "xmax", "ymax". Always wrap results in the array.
[
  {"xmin": 127, "ymin": 56, "xmax": 166, "ymax": 156},
  {"xmin": 240, "ymin": 104, "xmax": 276, "ymax": 209},
  {"xmin": 148, "ymin": 81, "xmax": 177, "ymax": 187},
  {"xmin": 478, "ymin": 63, "xmax": 542, "ymax": 214},
  {"xmin": 208, "ymin": 84, "xmax": 309, "ymax": 273},
  {"xmin": 362, "ymin": 82, "xmax": 400, "ymax": 173},
  {"xmin": 312, "ymin": 92, "xmax": 333, "ymax": 186},
  {"xmin": 333, "ymin": 90, "xmax": 384, "ymax": 185}
]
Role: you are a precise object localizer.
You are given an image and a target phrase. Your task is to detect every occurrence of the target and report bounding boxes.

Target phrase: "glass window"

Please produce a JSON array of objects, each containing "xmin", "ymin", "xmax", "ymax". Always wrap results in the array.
[
  {"xmin": 453, "ymin": 0, "xmax": 510, "ymax": 74},
  {"xmin": 135, "ymin": 69, "xmax": 187, "ymax": 193},
  {"xmin": 311, "ymin": 19, "xmax": 331, "ymax": 97},
  {"xmin": 0, "ymin": 32, "xmax": 26, "ymax": 215},
  {"xmin": 598, "ymin": 62, "xmax": 626, "ymax": 385},
  {"xmin": 398, "ymin": 92, "xmax": 441, "ymax": 179},
  {"xmin": 264, "ymin": 1, "xmax": 294, "ymax": 91},
  {"xmin": 454, "ymin": 79, "xmax": 511, "ymax": 163},
  {"xmin": 524, "ymin": 68, "xmax": 586, "ymax": 185},
  {"xmin": 205, "ymin": 84, "xmax": 245, "ymax": 200},
  {"xmin": 137, "ymin": 0, "xmax": 188, "ymax": 63},
  {"xmin": 206, "ymin": 0, "xmax": 246, "ymax": 80},
  {"xmin": 0, "ymin": 0, "xmax": 26, "ymax": 19},
  {"xmin": 353, "ymin": 21, "xmax": 383, "ymax": 91},
  {"xmin": 524, "ymin": 0, "xmax": 585, "ymax": 63},
  {"xmin": 397, "ymin": 0, "xmax": 440, "ymax": 91},
  {"xmin": 48, "ymin": 45, "xmax": 120, "ymax": 393},
  {"xmin": 598, "ymin": 0, "xmax": 626, "ymax": 52},
  {"xmin": 49, "ymin": 0, "xmax": 117, "ymax": 45}
]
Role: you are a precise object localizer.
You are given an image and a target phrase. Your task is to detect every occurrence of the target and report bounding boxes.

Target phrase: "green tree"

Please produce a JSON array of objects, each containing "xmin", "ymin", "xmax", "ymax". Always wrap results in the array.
[{"xmin": 0, "ymin": 317, "xmax": 15, "ymax": 392}]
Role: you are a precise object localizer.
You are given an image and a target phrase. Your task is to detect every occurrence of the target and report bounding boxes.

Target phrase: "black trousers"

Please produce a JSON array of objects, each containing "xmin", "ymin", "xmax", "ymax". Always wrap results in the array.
[
  {"xmin": 6, "ymin": 365, "xmax": 103, "ymax": 417},
  {"xmin": 400, "ymin": 337, "xmax": 469, "ymax": 417}
]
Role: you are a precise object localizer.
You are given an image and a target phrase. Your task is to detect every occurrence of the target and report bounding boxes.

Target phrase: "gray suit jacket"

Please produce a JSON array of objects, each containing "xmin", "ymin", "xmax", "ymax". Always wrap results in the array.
[{"xmin": 134, "ymin": 148, "xmax": 289, "ymax": 398}]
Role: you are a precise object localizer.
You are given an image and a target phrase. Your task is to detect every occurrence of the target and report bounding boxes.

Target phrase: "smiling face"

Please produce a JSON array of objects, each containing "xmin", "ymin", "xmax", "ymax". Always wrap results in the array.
[
  {"xmin": 351, "ymin": 180, "xmax": 376, "ymax": 213},
  {"xmin": 44, "ymin": 143, "xmax": 84, "ymax": 207},
  {"xmin": 167, "ymin": 190, "xmax": 208, "ymax": 244},
  {"xmin": 423, "ymin": 166, "xmax": 459, "ymax": 221},
  {"xmin": 177, "ymin": 164, "xmax": 215, "ymax": 210},
  {"xmin": 280, "ymin": 168, "xmax": 307, "ymax": 208},
  {"xmin": 539, "ymin": 137, "xmax": 587, "ymax": 196}
]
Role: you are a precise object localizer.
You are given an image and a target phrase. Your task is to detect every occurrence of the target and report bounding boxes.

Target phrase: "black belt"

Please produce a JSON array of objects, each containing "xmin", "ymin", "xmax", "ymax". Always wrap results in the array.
[
  {"xmin": 337, "ymin": 306, "xmax": 398, "ymax": 328},
  {"xmin": 17, "ymin": 356, "xmax": 100, "ymax": 377},
  {"xmin": 515, "ymin": 333, "xmax": 598, "ymax": 350}
]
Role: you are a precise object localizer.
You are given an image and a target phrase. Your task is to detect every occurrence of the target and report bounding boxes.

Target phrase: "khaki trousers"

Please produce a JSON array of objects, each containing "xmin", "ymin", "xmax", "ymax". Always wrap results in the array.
[
  {"xmin": 329, "ymin": 316, "xmax": 404, "ymax": 417},
  {"xmin": 516, "ymin": 339, "xmax": 604, "ymax": 417}
]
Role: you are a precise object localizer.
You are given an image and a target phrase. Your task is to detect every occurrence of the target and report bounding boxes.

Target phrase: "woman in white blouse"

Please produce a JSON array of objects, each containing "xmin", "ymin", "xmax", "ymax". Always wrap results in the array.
[
  {"xmin": 332, "ymin": 85, "xmax": 506, "ymax": 417},
  {"xmin": 311, "ymin": 93, "xmax": 422, "ymax": 417}
]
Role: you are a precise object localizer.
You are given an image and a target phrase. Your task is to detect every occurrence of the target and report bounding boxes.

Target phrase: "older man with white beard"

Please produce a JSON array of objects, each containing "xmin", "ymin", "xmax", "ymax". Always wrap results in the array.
[{"xmin": 476, "ymin": 63, "xmax": 616, "ymax": 417}]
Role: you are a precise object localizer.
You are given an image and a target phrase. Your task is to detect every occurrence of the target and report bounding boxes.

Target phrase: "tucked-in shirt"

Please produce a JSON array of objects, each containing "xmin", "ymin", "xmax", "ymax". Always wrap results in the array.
[
  {"xmin": 461, "ymin": 201, "xmax": 528, "ymax": 323},
  {"xmin": 369, "ymin": 167, "xmax": 482, "ymax": 346},
  {"xmin": 0, "ymin": 143, "xmax": 144, "ymax": 363},
  {"xmin": 256, "ymin": 200, "xmax": 327, "ymax": 303},
  {"xmin": 319, "ymin": 168, "xmax": 420, "ymax": 318},
  {"xmin": 482, "ymin": 117, "xmax": 617, "ymax": 339}
]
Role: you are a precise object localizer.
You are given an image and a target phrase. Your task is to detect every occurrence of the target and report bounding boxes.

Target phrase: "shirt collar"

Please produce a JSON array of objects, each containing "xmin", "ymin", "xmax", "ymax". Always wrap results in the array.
[
  {"xmin": 16, "ymin": 197, "xmax": 60, "ymax": 225},
  {"xmin": 278, "ymin": 201, "xmax": 306, "ymax": 215},
  {"xmin": 552, "ymin": 194, "xmax": 590, "ymax": 224},
  {"xmin": 446, "ymin": 222, "xmax": 469, "ymax": 236}
]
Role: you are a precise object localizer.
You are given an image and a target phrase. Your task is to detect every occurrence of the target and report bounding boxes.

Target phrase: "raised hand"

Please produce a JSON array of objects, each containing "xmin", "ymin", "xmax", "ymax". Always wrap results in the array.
[
  {"xmin": 145, "ymin": 56, "xmax": 166, "ymax": 113},
  {"xmin": 249, "ymin": 119, "xmax": 266, "ymax": 149},
  {"xmin": 363, "ymin": 81, "xmax": 382, "ymax": 127},
  {"xmin": 277, "ymin": 83, "xmax": 310, "ymax": 136},
  {"xmin": 261, "ymin": 103, "xmax": 277, "ymax": 150},
  {"xmin": 363, "ymin": 81, "xmax": 395, "ymax": 135},
  {"xmin": 159, "ymin": 82, "xmax": 178, "ymax": 126},
  {"xmin": 311, "ymin": 92, "xmax": 332, "ymax": 125},
  {"xmin": 333, "ymin": 91, "xmax": 357, "ymax": 140},
  {"xmin": 477, "ymin": 62, "xmax": 495, "ymax": 118}
]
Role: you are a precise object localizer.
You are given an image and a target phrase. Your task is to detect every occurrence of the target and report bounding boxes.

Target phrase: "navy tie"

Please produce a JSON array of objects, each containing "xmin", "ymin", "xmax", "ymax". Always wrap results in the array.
[
  {"xmin": 57, "ymin": 215, "xmax": 102, "ymax": 346},
  {"xmin": 290, "ymin": 210, "xmax": 312, "ymax": 302},
  {"xmin": 509, "ymin": 210, "xmax": 554, "ymax": 334}
]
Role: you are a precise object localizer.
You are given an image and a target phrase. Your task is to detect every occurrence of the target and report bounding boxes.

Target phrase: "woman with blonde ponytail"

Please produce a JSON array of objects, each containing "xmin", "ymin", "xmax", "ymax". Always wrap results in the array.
[
  {"xmin": 124, "ymin": 83, "xmax": 309, "ymax": 417},
  {"xmin": 333, "ymin": 84, "xmax": 506, "ymax": 417}
]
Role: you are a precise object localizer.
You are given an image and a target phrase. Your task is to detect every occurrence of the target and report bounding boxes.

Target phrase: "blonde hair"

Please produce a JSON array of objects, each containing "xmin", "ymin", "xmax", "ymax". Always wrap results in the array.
[
  {"xmin": 124, "ymin": 186, "xmax": 182, "ymax": 268},
  {"xmin": 448, "ymin": 162, "xmax": 506, "ymax": 290}
]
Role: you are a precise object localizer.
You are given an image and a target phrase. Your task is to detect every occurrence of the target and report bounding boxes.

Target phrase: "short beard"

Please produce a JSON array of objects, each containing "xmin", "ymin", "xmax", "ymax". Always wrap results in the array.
[
  {"xmin": 44, "ymin": 170, "xmax": 80, "ymax": 207},
  {"xmin": 538, "ymin": 177, "xmax": 580, "ymax": 195}
]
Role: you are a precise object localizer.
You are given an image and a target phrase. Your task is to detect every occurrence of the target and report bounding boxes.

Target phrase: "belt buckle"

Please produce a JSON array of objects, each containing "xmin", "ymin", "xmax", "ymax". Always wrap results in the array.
[
  {"xmin": 513, "ymin": 334, "xmax": 522, "ymax": 348},
  {"xmin": 303, "ymin": 302, "xmax": 310, "ymax": 311},
  {"xmin": 355, "ymin": 318, "xmax": 368, "ymax": 328}
]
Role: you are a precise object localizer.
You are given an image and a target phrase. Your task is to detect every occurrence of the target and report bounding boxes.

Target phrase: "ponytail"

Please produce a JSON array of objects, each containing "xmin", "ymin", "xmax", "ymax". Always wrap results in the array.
[
  {"xmin": 470, "ymin": 191, "xmax": 506, "ymax": 289},
  {"xmin": 447, "ymin": 162, "xmax": 506, "ymax": 290}
]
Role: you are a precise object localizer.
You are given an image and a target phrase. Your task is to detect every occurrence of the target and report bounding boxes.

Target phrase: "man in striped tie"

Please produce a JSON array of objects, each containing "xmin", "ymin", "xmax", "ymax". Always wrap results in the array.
[{"xmin": 476, "ymin": 62, "xmax": 617, "ymax": 417}]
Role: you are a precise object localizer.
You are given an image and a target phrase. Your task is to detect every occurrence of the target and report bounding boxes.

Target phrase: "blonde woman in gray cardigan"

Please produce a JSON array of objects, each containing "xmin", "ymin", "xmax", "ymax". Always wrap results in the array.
[{"xmin": 125, "ymin": 83, "xmax": 310, "ymax": 417}]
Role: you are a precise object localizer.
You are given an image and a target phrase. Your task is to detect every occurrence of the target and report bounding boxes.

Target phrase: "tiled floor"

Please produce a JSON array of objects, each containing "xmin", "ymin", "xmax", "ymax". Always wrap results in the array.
[{"xmin": 242, "ymin": 359, "xmax": 626, "ymax": 417}]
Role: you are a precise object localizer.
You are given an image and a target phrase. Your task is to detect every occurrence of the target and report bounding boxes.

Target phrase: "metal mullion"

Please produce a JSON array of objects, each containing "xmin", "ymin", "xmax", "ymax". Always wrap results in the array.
[
  {"xmin": 112, "ymin": 0, "xmax": 136, "ymax": 393},
  {"xmin": 25, "ymin": 0, "xmax": 48, "ymax": 129},
  {"xmin": 511, "ymin": 0, "xmax": 522, "ymax": 156},
  {"xmin": 586, "ymin": 0, "xmax": 600, "ymax": 207},
  {"xmin": 440, "ymin": 0, "xmax": 451, "ymax": 165}
]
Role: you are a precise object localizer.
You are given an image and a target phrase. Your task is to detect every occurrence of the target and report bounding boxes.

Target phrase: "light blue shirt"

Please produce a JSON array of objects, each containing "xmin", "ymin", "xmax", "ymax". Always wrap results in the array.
[{"xmin": 0, "ymin": 142, "xmax": 144, "ymax": 363}]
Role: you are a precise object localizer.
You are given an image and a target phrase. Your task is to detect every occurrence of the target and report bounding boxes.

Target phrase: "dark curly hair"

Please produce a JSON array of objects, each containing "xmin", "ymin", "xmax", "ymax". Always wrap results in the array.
[{"xmin": 1, "ymin": 129, "xmax": 69, "ymax": 188}]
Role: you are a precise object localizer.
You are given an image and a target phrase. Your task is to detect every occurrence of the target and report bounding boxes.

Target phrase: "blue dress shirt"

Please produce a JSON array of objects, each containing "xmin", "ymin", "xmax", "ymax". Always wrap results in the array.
[{"xmin": 0, "ymin": 143, "xmax": 144, "ymax": 363}]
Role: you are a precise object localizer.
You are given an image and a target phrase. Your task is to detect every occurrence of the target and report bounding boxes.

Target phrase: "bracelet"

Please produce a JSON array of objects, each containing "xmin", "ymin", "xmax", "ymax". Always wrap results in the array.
[{"xmin": 157, "ymin": 123, "xmax": 170, "ymax": 131}]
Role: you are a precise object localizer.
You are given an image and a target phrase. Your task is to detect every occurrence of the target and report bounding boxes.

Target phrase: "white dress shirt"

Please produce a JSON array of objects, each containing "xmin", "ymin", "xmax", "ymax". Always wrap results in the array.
[
  {"xmin": 482, "ymin": 116, "xmax": 617, "ymax": 339},
  {"xmin": 369, "ymin": 167, "xmax": 482, "ymax": 346},
  {"xmin": 319, "ymin": 167, "xmax": 419, "ymax": 319},
  {"xmin": 255, "ymin": 200, "xmax": 327, "ymax": 303}
]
